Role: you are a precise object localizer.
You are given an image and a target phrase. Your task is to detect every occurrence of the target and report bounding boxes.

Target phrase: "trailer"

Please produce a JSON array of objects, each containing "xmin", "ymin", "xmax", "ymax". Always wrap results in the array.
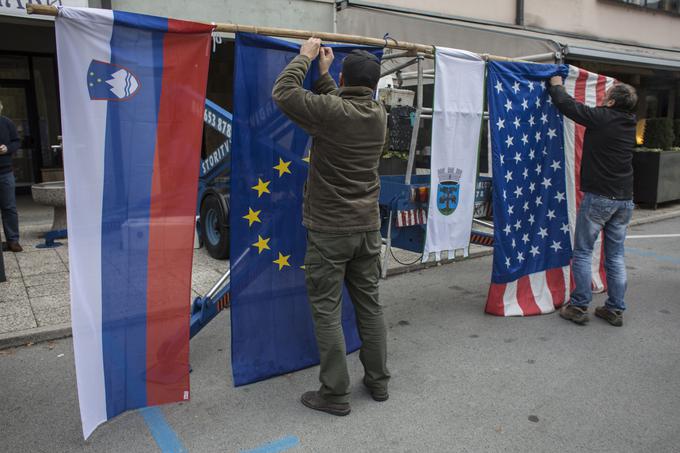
[{"xmin": 197, "ymin": 99, "xmax": 233, "ymax": 260}]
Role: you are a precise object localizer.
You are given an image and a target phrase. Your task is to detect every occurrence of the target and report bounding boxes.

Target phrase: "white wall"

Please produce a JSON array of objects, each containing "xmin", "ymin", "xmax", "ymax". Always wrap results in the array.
[
  {"xmin": 110, "ymin": 0, "xmax": 335, "ymax": 32},
  {"xmin": 525, "ymin": 0, "xmax": 680, "ymax": 50},
  {"xmin": 373, "ymin": 0, "xmax": 680, "ymax": 50},
  {"xmin": 373, "ymin": 0, "xmax": 515, "ymax": 24}
]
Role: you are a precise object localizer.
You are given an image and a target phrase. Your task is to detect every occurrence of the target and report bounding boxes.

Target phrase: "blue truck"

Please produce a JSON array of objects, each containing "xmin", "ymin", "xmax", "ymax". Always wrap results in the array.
[{"xmin": 196, "ymin": 99, "xmax": 233, "ymax": 260}]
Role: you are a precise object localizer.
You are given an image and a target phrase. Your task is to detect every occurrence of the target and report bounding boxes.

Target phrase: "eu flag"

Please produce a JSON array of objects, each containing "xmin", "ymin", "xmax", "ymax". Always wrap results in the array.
[{"xmin": 230, "ymin": 33, "xmax": 383, "ymax": 385}]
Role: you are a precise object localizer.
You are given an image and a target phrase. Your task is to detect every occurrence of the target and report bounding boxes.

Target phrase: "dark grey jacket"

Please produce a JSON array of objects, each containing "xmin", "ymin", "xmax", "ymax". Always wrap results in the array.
[
  {"xmin": 549, "ymin": 85, "xmax": 636, "ymax": 200},
  {"xmin": 272, "ymin": 55, "xmax": 387, "ymax": 233}
]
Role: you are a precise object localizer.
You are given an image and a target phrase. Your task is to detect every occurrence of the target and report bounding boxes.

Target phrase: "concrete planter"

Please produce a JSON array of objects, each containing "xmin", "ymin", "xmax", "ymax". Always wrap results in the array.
[
  {"xmin": 31, "ymin": 181, "xmax": 67, "ymax": 231},
  {"xmin": 633, "ymin": 150, "xmax": 680, "ymax": 208}
]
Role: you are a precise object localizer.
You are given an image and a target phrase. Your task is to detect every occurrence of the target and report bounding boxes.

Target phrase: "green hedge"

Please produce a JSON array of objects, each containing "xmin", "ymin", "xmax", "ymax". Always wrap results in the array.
[
  {"xmin": 674, "ymin": 120, "xmax": 680, "ymax": 147},
  {"xmin": 643, "ymin": 118, "xmax": 674, "ymax": 150}
]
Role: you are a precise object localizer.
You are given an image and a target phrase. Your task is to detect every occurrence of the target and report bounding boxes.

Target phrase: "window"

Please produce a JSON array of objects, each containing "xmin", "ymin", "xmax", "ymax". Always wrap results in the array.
[{"xmin": 613, "ymin": 0, "xmax": 680, "ymax": 13}]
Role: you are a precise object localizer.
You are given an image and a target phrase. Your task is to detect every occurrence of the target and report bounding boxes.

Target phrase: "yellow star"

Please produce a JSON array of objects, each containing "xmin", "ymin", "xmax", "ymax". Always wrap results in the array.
[
  {"xmin": 273, "ymin": 158, "xmax": 292, "ymax": 177},
  {"xmin": 302, "ymin": 156, "xmax": 310, "ymax": 163},
  {"xmin": 300, "ymin": 265, "xmax": 306, "ymax": 270},
  {"xmin": 242, "ymin": 207, "xmax": 261, "ymax": 227},
  {"xmin": 251, "ymin": 178, "xmax": 271, "ymax": 198},
  {"xmin": 273, "ymin": 252, "xmax": 291, "ymax": 270},
  {"xmin": 252, "ymin": 235, "xmax": 271, "ymax": 254}
]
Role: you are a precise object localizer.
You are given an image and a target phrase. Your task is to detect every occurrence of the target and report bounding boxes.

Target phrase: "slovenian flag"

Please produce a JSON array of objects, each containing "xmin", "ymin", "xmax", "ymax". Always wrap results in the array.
[{"xmin": 55, "ymin": 7, "xmax": 212, "ymax": 438}]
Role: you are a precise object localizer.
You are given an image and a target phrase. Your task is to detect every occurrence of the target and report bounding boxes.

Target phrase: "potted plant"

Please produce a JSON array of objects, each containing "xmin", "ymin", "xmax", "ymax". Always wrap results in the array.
[
  {"xmin": 633, "ymin": 118, "xmax": 680, "ymax": 208},
  {"xmin": 379, "ymin": 150, "xmax": 409, "ymax": 175}
]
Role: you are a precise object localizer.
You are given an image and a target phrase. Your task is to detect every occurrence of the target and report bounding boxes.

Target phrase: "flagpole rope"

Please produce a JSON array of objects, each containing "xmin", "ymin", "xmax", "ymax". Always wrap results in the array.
[{"xmin": 26, "ymin": 4, "xmax": 544, "ymax": 62}]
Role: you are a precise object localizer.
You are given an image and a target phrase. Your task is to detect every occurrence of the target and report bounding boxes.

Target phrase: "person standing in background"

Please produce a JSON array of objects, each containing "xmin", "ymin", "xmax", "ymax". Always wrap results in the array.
[{"xmin": 0, "ymin": 99, "xmax": 23, "ymax": 253}]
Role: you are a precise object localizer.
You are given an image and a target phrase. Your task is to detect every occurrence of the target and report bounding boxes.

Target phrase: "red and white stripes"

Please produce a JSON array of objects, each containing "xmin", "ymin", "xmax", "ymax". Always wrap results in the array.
[
  {"xmin": 485, "ymin": 65, "xmax": 615, "ymax": 317},
  {"xmin": 396, "ymin": 208, "xmax": 428, "ymax": 227},
  {"xmin": 486, "ymin": 266, "xmax": 570, "ymax": 316},
  {"xmin": 563, "ymin": 65, "xmax": 615, "ymax": 294}
]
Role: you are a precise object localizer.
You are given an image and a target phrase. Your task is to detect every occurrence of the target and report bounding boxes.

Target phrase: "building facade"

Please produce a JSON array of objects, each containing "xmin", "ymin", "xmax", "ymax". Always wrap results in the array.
[
  {"xmin": 336, "ymin": 0, "xmax": 680, "ymax": 131},
  {"xmin": 1, "ymin": 0, "xmax": 678, "ymax": 191}
]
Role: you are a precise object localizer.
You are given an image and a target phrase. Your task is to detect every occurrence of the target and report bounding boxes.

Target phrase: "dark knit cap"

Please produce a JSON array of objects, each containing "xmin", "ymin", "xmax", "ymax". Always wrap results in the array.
[{"xmin": 341, "ymin": 49, "xmax": 381, "ymax": 89}]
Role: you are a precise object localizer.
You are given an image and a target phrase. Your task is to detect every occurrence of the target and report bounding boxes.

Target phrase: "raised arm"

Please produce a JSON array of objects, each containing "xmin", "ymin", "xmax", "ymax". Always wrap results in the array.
[
  {"xmin": 549, "ymin": 76, "xmax": 606, "ymax": 129},
  {"xmin": 272, "ymin": 39, "xmax": 336, "ymax": 136},
  {"xmin": 314, "ymin": 47, "xmax": 338, "ymax": 95}
]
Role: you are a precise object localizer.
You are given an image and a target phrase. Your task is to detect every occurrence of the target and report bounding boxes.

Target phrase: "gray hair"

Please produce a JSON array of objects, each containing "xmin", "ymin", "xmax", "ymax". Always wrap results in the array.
[{"xmin": 609, "ymin": 83, "xmax": 638, "ymax": 113}]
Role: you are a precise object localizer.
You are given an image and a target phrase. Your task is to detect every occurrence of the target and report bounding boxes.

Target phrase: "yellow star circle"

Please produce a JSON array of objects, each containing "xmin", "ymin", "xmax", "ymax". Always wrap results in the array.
[
  {"xmin": 273, "ymin": 158, "xmax": 292, "ymax": 177},
  {"xmin": 251, "ymin": 178, "xmax": 271, "ymax": 198},
  {"xmin": 252, "ymin": 235, "xmax": 271, "ymax": 254},
  {"xmin": 242, "ymin": 207, "xmax": 261, "ymax": 227},
  {"xmin": 273, "ymin": 252, "xmax": 291, "ymax": 270}
]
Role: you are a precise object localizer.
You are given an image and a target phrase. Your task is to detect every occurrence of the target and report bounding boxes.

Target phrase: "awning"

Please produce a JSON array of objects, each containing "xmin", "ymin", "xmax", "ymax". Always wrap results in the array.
[{"xmin": 558, "ymin": 36, "xmax": 680, "ymax": 71}]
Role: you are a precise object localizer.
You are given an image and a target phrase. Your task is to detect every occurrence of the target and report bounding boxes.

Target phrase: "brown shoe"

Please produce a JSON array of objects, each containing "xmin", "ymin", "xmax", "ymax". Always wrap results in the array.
[
  {"xmin": 300, "ymin": 391, "xmax": 350, "ymax": 416},
  {"xmin": 5, "ymin": 241, "xmax": 23, "ymax": 253},
  {"xmin": 559, "ymin": 304, "xmax": 589, "ymax": 325},
  {"xmin": 363, "ymin": 378, "xmax": 389, "ymax": 402},
  {"xmin": 595, "ymin": 306, "xmax": 623, "ymax": 327}
]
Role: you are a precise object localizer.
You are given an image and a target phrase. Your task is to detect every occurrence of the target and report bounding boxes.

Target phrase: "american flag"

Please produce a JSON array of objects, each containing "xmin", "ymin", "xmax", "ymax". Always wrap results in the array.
[
  {"xmin": 485, "ymin": 61, "xmax": 573, "ymax": 316},
  {"xmin": 563, "ymin": 65, "xmax": 616, "ymax": 294}
]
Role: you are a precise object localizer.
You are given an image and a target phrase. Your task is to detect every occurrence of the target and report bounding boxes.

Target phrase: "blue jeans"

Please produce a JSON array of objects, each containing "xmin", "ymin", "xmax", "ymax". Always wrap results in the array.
[
  {"xmin": 570, "ymin": 192, "xmax": 634, "ymax": 311},
  {"xmin": 0, "ymin": 171, "xmax": 19, "ymax": 243}
]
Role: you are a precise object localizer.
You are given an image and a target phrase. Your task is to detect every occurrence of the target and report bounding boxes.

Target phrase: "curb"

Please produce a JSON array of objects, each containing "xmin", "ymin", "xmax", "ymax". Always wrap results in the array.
[
  {"xmin": 0, "ymin": 323, "xmax": 71, "ymax": 350},
  {"xmin": 629, "ymin": 209, "xmax": 680, "ymax": 227},
  {"xmin": 1, "ymin": 209, "xmax": 677, "ymax": 350}
]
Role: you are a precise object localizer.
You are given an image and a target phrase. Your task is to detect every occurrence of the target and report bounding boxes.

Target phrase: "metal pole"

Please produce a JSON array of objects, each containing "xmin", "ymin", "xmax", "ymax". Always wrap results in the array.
[
  {"xmin": 380, "ymin": 58, "xmax": 419, "ymax": 78},
  {"xmin": 204, "ymin": 269, "xmax": 230, "ymax": 299},
  {"xmin": 516, "ymin": 0, "xmax": 525, "ymax": 26},
  {"xmin": 404, "ymin": 55, "xmax": 423, "ymax": 185},
  {"xmin": 382, "ymin": 50, "xmax": 417, "ymax": 60},
  {"xmin": 473, "ymin": 218, "xmax": 494, "ymax": 229}
]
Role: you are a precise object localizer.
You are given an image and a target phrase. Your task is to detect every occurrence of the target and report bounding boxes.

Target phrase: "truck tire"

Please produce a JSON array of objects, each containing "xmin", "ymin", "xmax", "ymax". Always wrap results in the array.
[{"xmin": 200, "ymin": 194, "xmax": 230, "ymax": 260}]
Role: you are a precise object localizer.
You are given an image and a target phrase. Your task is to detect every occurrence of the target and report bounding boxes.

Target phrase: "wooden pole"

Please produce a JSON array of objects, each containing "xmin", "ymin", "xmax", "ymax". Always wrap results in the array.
[{"xmin": 26, "ymin": 4, "xmax": 553, "ymax": 62}]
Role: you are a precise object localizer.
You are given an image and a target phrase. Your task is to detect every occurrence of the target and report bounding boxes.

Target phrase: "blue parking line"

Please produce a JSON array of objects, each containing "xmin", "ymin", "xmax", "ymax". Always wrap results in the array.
[
  {"xmin": 140, "ymin": 407, "xmax": 188, "ymax": 453},
  {"xmin": 626, "ymin": 247, "xmax": 680, "ymax": 266},
  {"xmin": 241, "ymin": 435, "xmax": 300, "ymax": 453}
]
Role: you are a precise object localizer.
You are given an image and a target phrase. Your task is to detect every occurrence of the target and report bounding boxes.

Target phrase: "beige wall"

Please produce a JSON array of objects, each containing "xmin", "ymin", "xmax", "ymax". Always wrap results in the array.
[
  {"xmin": 375, "ymin": 0, "xmax": 679, "ymax": 49},
  {"xmin": 525, "ymin": 0, "xmax": 680, "ymax": 50},
  {"xmin": 374, "ymin": 0, "xmax": 515, "ymax": 24}
]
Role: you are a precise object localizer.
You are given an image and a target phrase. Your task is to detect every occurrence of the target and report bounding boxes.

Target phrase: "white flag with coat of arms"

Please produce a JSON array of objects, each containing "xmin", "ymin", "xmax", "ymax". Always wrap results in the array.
[{"xmin": 423, "ymin": 47, "xmax": 485, "ymax": 261}]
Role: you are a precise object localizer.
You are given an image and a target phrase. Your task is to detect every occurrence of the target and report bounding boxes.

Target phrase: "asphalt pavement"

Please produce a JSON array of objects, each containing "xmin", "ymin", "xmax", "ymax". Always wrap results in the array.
[{"xmin": 1, "ymin": 217, "xmax": 679, "ymax": 453}]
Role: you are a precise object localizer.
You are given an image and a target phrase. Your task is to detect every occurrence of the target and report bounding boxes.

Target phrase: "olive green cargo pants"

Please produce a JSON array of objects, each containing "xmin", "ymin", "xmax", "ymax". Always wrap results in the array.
[{"xmin": 304, "ymin": 229, "xmax": 390, "ymax": 404}]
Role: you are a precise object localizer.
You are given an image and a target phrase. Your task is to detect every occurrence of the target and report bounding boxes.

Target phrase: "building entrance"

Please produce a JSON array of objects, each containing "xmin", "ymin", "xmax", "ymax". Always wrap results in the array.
[{"xmin": 0, "ymin": 79, "xmax": 42, "ymax": 190}]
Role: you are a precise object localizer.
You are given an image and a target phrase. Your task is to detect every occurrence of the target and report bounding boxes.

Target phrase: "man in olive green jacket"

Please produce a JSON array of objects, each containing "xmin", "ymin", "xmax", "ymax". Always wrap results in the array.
[{"xmin": 272, "ymin": 38, "xmax": 390, "ymax": 416}]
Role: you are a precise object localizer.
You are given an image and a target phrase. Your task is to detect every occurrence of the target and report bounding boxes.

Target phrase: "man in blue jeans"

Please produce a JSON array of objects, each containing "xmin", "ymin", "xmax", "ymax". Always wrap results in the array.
[
  {"xmin": 549, "ymin": 76, "xmax": 638, "ymax": 327},
  {"xmin": 0, "ymin": 99, "xmax": 22, "ymax": 253}
]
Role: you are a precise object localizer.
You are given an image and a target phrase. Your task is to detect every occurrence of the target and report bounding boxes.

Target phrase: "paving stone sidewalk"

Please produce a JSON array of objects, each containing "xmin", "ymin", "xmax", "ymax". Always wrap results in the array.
[{"xmin": 1, "ymin": 195, "xmax": 679, "ymax": 348}]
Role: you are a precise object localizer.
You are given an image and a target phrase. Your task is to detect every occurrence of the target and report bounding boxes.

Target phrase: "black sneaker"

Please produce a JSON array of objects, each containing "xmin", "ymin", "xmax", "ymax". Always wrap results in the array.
[
  {"xmin": 559, "ymin": 304, "xmax": 589, "ymax": 325},
  {"xmin": 595, "ymin": 306, "xmax": 623, "ymax": 327},
  {"xmin": 363, "ymin": 378, "xmax": 389, "ymax": 402},
  {"xmin": 300, "ymin": 391, "xmax": 350, "ymax": 416}
]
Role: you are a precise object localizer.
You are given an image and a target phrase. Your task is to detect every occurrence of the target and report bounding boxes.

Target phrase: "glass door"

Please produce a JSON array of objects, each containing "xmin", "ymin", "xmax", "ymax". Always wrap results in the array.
[{"xmin": 0, "ymin": 80, "xmax": 42, "ymax": 189}]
